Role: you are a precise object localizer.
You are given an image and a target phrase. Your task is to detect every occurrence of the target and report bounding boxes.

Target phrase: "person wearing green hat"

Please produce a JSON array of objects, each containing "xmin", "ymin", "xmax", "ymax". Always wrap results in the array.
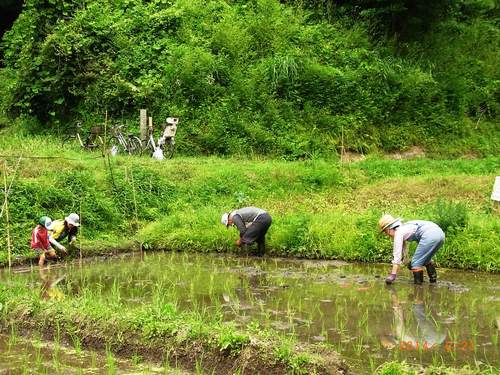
[
  {"xmin": 379, "ymin": 214, "xmax": 445, "ymax": 285},
  {"xmin": 31, "ymin": 216, "xmax": 56, "ymax": 267},
  {"xmin": 221, "ymin": 207, "xmax": 272, "ymax": 256}
]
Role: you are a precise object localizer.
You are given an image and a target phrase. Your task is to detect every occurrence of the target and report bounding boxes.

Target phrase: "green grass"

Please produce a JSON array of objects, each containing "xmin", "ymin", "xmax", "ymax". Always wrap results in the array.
[{"xmin": 0, "ymin": 133, "xmax": 499, "ymax": 271}]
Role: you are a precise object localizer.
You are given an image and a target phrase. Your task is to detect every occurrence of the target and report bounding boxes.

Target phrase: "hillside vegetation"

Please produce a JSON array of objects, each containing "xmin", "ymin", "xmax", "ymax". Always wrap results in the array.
[{"xmin": 0, "ymin": 0, "xmax": 498, "ymax": 157}]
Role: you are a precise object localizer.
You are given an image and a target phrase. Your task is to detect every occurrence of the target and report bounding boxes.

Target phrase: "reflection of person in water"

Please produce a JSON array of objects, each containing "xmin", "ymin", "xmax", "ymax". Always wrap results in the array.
[
  {"xmin": 381, "ymin": 286, "xmax": 446, "ymax": 351},
  {"xmin": 39, "ymin": 269, "xmax": 65, "ymax": 300}
]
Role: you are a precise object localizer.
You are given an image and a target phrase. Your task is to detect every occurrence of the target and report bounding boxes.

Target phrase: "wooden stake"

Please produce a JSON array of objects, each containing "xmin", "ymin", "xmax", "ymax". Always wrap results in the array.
[{"xmin": 140, "ymin": 109, "xmax": 147, "ymax": 143}]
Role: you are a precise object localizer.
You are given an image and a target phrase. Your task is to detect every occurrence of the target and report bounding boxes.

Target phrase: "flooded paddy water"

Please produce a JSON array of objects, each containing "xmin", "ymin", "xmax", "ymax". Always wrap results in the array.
[{"xmin": 1, "ymin": 252, "xmax": 499, "ymax": 374}]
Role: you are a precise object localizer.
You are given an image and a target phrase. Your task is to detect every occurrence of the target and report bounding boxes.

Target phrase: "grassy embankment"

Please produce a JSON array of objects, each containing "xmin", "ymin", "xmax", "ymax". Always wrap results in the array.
[{"xmin": 0, "ymin": 133, "xmax": 499, "ymax": 271}]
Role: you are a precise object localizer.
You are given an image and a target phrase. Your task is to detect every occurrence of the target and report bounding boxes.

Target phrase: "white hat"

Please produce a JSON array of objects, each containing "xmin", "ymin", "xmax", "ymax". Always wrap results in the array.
[
  {"xmin": 65, "ymin": 213, "xmax": 80, "ymax": 227},
  {"xmin": 221, "ymin": 212, "xmax": 229, "ymax": 227}
]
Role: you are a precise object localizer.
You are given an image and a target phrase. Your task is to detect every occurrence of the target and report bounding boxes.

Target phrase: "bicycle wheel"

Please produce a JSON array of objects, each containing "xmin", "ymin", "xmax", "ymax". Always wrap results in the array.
[
  {"xmin": 109, "ymin": 136, "xmax": 126, "ymax": 156},
  {"xmin": 127, "ymin": 136, "xmax": 143, "ymax": 156}
]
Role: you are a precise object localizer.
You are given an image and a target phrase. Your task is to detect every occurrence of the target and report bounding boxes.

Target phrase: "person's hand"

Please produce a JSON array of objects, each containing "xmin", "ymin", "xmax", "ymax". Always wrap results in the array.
[
  {"xmin": 60, "ymin": 246, "xmax": 68, "ymax": 256},
  {"xmin": 235, "ymin": 239, "xmax": 241, "ymax": 247},
  {"xmin": 385, "ymin": 273, "xmax": 397, "ymax": 284}
]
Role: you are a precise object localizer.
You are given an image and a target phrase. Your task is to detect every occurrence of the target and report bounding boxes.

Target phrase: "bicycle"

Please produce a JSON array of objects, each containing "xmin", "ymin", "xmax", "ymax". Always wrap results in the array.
[
  {"xmin": 109, "ymin": 125, "xmax": 143, "ymax": 156},
  {"xmin": 144, "ymin": 117, "xmax": 178, "ymax": 159},
  {"xmin": 62, "ymin": 122, "xmax": 104, "ymax": 151}
]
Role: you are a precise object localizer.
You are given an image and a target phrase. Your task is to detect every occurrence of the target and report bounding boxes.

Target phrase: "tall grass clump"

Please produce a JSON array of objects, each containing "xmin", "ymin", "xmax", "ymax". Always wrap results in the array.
[{"xmin": 433, "ymin": 199, "xmax": 469, "ymax": 234}]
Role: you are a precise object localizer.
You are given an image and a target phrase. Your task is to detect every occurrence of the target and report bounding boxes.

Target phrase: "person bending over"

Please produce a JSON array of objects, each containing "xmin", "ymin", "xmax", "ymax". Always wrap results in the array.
[
  {"xmin": 49, "ymin": 213, "xmax": 80, "ymax": 256},
  {"xmin": 221, "ymin": 207, "xmax": 272, "ymax": 256},
  {"xmin": 379, "ymin": 214, "xmax": 444, "ymax": 285},
  {"xmin": 32, "ymin": 216, "xmax": 56, "ymax": 267}
]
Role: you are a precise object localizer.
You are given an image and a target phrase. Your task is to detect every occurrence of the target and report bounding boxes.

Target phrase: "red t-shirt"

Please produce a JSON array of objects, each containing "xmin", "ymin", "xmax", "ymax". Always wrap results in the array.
[{"xmin": 31, "ymin": 225, "xmax": 50, "ymax": 250}]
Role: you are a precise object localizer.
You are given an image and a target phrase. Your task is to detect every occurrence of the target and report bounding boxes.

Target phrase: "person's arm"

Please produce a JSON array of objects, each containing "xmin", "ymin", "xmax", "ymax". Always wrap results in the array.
[
  {"xmin": 392, "ymin": 231, "xmax": 405, "ymax": 267},
  {"xmin": 386, "ymin": 230, "xmax": 404, "ymax": 283},
  {"xmin": 231, "ymin": 214, "xmax": 247, "ymax": 237},
  {"xmin": 402, "ymin": 242, "xmax": 410, "ymax": 265},
  {"xmin": 49, "ymin": 235, "xmax": 66, "ymax": 252}
]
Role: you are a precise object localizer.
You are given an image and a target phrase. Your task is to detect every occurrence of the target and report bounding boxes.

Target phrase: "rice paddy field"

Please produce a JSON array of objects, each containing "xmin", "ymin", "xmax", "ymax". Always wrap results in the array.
[{"xmin": 1, "ymin": 252, "xmax": 499, "ymax": 374}]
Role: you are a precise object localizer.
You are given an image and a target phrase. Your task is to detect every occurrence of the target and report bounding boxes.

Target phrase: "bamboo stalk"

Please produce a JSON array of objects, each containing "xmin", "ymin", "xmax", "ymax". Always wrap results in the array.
[
  {"xmin": 340, "ymin": 126, "xmax": 344, "ymax": 165},
  {"xmin": 0, "ymin": 156, "xmax": 21, "ymax": 220},
  {"xmin": 3, "ymin": 160, "xmax": 12, "ymax": 269},
  {"xmin": 104, "ymin": 110, "xmax": 116, "ymax": 188},
  {"xmin": 103, "ymin": 110, "xmax": 108, "ymax": 158},
  {"xmin": 79, "ymin": 199, "xmax": 82, "ymax": 262},
  {"xmin": 129, "ymin": 167, "xmax": 139, "ymax": 224}
]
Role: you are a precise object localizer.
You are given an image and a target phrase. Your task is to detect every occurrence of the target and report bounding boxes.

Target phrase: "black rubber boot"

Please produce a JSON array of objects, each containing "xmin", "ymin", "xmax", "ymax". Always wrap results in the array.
[
  {"xmin": 425, "ymin": 262, "xmax": 437, "ymax": 283},
  {"xmin": 413, "ymin": 270, "xmax": 424, "ymax": 285}
]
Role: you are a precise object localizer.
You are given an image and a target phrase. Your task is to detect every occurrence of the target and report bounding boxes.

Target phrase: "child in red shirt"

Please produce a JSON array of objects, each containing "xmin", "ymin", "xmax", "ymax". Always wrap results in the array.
[{"xmin": 31, "ymin": 216, "xmax": 57, "ymax": 267}]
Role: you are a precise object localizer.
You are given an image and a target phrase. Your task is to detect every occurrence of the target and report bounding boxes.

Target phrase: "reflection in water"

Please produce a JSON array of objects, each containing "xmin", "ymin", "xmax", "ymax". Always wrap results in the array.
[
  {"xmin": 39, "ymin": 268, "xmax": 66, "ymax": 300},
  {"xmin": 383, "ymin": 285, "xmax": 446, "ymax": 351}
]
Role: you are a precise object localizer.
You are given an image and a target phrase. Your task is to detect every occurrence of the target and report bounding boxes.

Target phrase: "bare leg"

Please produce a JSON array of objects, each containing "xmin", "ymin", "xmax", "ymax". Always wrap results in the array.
[{"xmin": 39, "ymin": 253, "xmax": 46, "ymax": 267}]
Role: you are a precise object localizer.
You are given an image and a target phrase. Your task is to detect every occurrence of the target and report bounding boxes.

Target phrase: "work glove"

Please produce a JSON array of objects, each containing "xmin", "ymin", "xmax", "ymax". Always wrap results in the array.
[{"xmin": 385, "ymin": 273, "xmax": 397, "ymax": 284}]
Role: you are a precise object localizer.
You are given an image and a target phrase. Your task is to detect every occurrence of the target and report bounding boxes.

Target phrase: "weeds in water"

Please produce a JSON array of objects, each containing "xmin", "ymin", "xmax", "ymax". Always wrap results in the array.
[
  {"xmin": 217, "ymin": 324, "xmax": 250, "ymax": 355},
  {"xmin": 8, "ymin": 324, "xmax": 18, "ymax": 348}
]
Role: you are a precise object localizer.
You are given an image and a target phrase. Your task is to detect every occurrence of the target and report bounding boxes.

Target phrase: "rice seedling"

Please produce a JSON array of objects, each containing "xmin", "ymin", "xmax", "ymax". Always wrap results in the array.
[
  {"xmin": 8, "ymin": 324, "xmax": 18, "ymax": 348},
  {"xmin": 34, "ymin": 336, "xmax": 43, "ymax": 369},
  {"xmin": 105, "ymin": 344, "xmax": 116, "ymax": 375}
]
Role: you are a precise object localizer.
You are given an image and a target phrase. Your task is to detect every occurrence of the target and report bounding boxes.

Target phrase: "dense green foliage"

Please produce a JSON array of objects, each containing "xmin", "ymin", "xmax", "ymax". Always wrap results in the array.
[
  {"xmin": 1, "ymin": 135, "xmax": 499, "ymax": 271},
  {"xmin": 0, "ymin": 0, "xmax": 498, "ymax": 157}
]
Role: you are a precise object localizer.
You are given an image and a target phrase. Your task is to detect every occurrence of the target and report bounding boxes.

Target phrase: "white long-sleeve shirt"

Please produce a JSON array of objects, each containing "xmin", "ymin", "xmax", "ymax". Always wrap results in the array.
[{"xmin": 392, "ymin": 224, "xmax": 418, "ymax": 265}]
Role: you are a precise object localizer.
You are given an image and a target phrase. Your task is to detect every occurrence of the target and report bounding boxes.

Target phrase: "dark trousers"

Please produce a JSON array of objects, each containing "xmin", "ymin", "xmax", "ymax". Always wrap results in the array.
[{"xmin": 242, "ymin": 213, "xmax": 272, "ymax": 255}]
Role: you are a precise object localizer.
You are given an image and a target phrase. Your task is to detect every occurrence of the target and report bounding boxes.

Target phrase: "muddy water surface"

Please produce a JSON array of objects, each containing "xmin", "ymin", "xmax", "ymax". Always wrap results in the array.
[{"xmin": 3, "ymin": 252, "xmax": 499, "ymax": 373}]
